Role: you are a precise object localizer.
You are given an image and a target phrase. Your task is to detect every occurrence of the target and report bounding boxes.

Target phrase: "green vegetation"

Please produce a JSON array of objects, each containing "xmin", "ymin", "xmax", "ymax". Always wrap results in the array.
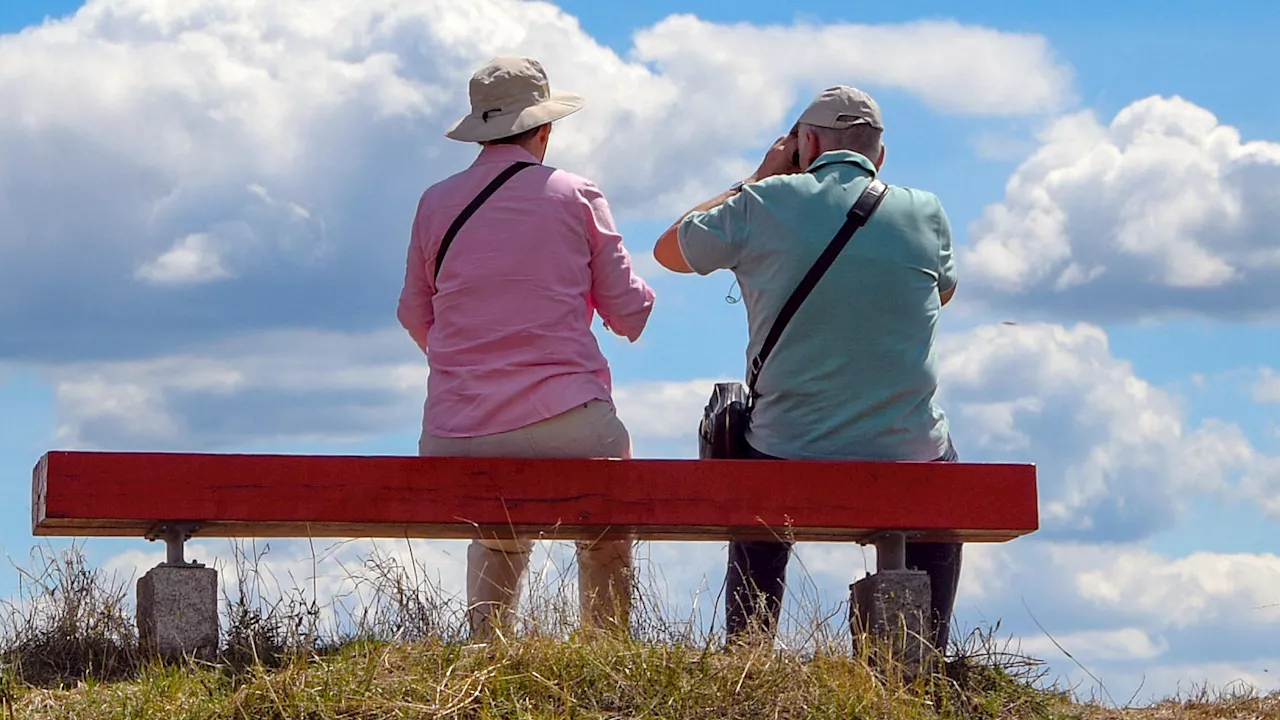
[{"xmin": 0, "ymin": 544, "xmax": 1274, "ymax": 719}]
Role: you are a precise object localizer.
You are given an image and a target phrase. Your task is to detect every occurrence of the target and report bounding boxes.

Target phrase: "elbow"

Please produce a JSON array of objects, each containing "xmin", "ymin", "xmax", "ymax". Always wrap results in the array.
[{"xmin": 654, "ymin": 228, "xmax": 694, "ymax": 274}]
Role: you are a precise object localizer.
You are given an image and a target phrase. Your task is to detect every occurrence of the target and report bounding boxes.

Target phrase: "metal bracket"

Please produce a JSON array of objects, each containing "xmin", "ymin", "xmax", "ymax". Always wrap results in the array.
[
  {"xmin": 861, "ymin": 530, "xmax": 925, "ymax": 573},
  {"xmin": 144, "ymin": 522, "xmax": 205, "ymax": 567}
]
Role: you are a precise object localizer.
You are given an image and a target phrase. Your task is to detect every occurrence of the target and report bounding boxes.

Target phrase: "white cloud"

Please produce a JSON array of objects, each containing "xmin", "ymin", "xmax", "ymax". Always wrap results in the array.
[
  {"xmin": 629, "ymin": 15, "xmax": 1072, "ymax": 117},
  {"xmin": 45, "ymin": 328, "xmax": 427, "ymax": 450},
  {"xmin": 612, "ymin": 378, "xmax": 730, "ymax": 442},
  {"xmin": 1018, "ymin": 627, "xmax": 1168, "ymax": 662},
  {"xmin": 0, "ymin": 0, "xmax": 1073, "ymax": 363},
  {"xmin": 962, "ymin": 95, "xmax": 1280, "ymax": 321},
  {"xmin": 1071, "ymin": 549, "xmax": 1280, "ymax": 630},
  {"xmin": 943, "ymin": 541, "xmax": 1280, "ymax": 701},
  {"xmin": 135, "ymin": 233, "xmax": 231, "ymax": 285},
  {"xmin": 938, "ymin": 322, "xmax": 1261, "ymax": 541},
  {"xmin": 1253, "ymin": 367, "xmax": 1280, "ymax": 404}
]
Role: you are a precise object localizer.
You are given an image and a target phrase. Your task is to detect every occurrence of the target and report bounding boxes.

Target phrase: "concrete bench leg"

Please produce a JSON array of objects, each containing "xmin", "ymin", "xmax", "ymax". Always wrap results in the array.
[
  {"xmin": 849, "ymin": 532, "xmax": 932, "ymax": 679},
  {"xmin": 137, "ymin": 524, "xmax": 218, "ymax": 662}
]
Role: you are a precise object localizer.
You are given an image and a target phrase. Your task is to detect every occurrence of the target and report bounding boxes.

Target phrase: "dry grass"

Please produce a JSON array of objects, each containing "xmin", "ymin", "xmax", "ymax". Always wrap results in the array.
[{"xmin": 0, "ymin": 542, "xmax": 1273, "ymax": 719}]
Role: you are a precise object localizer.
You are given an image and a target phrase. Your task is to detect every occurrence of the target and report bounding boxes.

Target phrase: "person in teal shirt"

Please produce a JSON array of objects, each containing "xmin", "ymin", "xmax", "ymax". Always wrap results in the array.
[{"xmin": 653, "ymin": 85, "xmax": 961, "ymax": 652}]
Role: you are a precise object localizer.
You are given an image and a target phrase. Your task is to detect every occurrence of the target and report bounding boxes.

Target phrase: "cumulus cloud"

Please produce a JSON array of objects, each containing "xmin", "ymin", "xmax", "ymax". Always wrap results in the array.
[
  {"xmin": 1072, "ymin": 549, "xmax": 1280, "ymax": 631},
  {"xmin": 0, "ymin": 0, "xmax": 1072, "ymax": 363},
  {"xmin": 961, "ymin": 95, "xmax": 1280, "ymax": 322},
  {"xmin": 1017, "ymin": 627, "xmax": 1168, "ymax": 663},
  {"xmin": 982, "ymin": 543, "xmax": 1280, "ymax": 701},
  {"xmin": 937, "ymin": 322, "xmax": 1266, "ymax": 541},
  {"xmin": 44, "ymin": 328, "xmax": 427, "ymax": 450}
]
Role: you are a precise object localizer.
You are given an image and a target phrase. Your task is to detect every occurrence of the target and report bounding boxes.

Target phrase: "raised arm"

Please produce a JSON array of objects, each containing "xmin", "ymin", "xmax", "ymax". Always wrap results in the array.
[{"xmin": 654, "ymin": 131, "xmax": 800, "ymax": 274}]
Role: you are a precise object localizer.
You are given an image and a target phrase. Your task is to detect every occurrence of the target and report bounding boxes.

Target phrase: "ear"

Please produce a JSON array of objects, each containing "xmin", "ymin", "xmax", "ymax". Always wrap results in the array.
[
  {"xmin": 800, "ymin": 127, "xmax": 823, "ymax": 169},
  {"xmin": 875, "ymin": 143, "xmax": 886, "ymax": 170}
]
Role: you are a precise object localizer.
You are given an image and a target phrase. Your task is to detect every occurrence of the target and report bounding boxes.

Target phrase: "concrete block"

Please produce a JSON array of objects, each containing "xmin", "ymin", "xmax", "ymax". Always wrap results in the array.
[
  {"xmin": 849, "ymin": 569, "xmax": 932, "ymax": 678},
  {"xmin": 137, "ymin": 564, "xmax": 219, "ymax": 662}
]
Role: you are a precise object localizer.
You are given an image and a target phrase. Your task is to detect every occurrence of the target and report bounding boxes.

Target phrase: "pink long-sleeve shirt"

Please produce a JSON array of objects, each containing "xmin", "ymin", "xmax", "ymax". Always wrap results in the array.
[{"xmin": 397, "ymin": 144, "xmax": 655, "ymax": 438}]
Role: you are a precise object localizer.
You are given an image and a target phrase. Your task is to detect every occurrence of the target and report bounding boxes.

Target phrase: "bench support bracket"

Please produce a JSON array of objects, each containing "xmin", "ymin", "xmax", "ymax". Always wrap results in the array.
[
  {"xmin": 138, "ymin": 521, "xmax": 218, "ymax": 662},
  {"xmin": 145, "ymin": 522, "xmax": 204, "ymax": 567}
]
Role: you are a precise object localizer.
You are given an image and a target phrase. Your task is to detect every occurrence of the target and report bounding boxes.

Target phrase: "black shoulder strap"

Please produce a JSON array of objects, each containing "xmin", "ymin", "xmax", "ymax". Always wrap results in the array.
[
  {"xmin": 433, "ymin": 161, "xmax": 536, "ymax": 280},
  {"xmin": 746, "ymin": 177, "xmax": 890, "ymax": 398}
]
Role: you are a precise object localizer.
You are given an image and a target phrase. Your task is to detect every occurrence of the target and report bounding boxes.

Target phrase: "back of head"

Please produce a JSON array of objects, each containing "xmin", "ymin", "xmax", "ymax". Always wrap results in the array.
[{"xmin": 795, "ymin": 85, "xmax": 885, "ymax": 163}]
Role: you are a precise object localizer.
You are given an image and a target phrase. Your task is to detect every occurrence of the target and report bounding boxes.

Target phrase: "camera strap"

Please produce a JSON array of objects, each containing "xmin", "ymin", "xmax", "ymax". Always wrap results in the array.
[{"xmin": 745, "ymin": 177, "xmax": 889, "ymax": 406}]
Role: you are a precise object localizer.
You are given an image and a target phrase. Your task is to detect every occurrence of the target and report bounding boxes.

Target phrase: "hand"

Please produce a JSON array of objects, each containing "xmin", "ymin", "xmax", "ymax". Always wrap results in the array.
[{"xmin": 750, "ymin": 131, "xmax": 801, "ymax": 181}]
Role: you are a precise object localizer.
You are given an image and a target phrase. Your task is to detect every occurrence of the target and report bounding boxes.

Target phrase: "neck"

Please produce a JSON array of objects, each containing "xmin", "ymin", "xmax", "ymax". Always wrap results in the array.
[
  {"xmin": 480, "ymin": 140, "xmax": 545, "ymax": 161},
  {"xmin": 513, "ymin": 138, "xmax": 547, "ymax": 161}
]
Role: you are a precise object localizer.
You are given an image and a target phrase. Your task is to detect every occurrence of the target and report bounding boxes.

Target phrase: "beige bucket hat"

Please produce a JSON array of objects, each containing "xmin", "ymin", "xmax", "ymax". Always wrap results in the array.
[
  {"xmin": 796, "ymin": 85, "xmax": 884, "ymax": 131},
  {"xmin": 446, "ymin": 57, "xmax": 584, "ymax": 143}
]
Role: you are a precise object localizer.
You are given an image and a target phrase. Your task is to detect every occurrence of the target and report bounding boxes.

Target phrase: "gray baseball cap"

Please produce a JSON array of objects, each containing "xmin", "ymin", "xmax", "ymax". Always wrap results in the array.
[{"xmin": 796, "ymin": 85, "xmax": 883, "ymax": 131}]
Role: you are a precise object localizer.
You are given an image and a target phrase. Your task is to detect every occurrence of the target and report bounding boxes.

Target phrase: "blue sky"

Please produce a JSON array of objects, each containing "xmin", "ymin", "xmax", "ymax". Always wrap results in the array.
[{"xmin": 2, "ymin": 0, "xmax": 1279, "ymax": 702}]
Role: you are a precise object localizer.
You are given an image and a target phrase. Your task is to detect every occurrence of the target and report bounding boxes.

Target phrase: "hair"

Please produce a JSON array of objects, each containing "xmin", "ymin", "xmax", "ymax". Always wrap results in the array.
[
  {"xmin": 801, "ymin": 122, "xmax": 883, "ymax": 161},
  {"xmin": 479, "ymin": 124, "xmax": 547, "ymax": 146}
]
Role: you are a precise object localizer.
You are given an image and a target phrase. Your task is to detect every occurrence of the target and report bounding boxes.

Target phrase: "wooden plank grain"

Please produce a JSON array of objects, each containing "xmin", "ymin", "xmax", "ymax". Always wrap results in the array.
[{"xmin": 32, "ymin": 451, "xmax": 1039, "ymax": 543}]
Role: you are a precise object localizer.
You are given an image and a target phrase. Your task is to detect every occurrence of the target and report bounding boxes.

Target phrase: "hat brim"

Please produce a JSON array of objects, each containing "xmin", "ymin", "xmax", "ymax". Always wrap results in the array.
[{"xmin": 445, "ymin": 92, "xmax": 584, "ymax": 143}]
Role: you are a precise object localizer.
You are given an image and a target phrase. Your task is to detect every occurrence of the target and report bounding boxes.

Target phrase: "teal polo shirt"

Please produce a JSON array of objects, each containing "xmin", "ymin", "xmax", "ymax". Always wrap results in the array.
[{"xmin": 677, "ymin": 150, "xmax": 954, "ymax": 461}]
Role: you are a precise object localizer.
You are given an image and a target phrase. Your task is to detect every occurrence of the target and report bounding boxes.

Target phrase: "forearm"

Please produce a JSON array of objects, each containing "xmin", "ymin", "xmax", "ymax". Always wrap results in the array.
[
  {"xmin": 654, "ymin": 178, "xmax": 752, "ymax": 273},
  {"xmin": 591, "ymin": 250, "xmax": 657, "ymax": 341}
]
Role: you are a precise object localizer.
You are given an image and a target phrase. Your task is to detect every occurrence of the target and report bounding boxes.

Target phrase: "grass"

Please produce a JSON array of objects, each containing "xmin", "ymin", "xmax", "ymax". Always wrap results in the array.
[{"xmin": 0, "ymin": 543, "xmax": 1275, "ymax": 719}]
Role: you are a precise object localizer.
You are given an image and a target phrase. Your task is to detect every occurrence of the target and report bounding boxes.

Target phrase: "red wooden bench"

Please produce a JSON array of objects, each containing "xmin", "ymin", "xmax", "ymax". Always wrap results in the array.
[{"xmin": 31, "ymin": 450, "xmax": 1038, "ymax": 666}]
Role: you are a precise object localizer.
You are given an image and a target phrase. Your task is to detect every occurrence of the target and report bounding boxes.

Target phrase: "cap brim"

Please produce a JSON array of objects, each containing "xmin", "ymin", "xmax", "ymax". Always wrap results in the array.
[{"xmin": 446, "ymin": 92, "xmax": 584, "ymax": 143}]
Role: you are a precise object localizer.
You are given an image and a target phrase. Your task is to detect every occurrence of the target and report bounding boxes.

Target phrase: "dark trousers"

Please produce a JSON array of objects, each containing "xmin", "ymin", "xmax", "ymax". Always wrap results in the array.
[{"xmin": 724, "ymin": 439, "xmax": 964, "ymax": 653}]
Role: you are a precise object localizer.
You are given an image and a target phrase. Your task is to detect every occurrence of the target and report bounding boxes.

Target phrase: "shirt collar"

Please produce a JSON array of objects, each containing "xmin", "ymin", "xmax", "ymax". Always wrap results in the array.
[
  {"xmin": 472, "ymin": 143, "xmax": 542, "ymax": 166},
  {"xmin": 806, "ymin": 149, "xmax": 877, "ymax": 176}
]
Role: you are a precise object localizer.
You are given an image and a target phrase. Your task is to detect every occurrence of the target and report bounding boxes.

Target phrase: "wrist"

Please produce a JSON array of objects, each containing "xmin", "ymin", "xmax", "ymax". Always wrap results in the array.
[{"xmin": 731, "ymin": 175, "xmax": 758, "ymax": 193}]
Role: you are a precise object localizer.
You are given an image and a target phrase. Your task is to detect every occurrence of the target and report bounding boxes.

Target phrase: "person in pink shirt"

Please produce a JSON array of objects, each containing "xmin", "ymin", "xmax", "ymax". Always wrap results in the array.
[{"xmin": 397, "ymin": 57, "xmax": 655, "ymax": 641}]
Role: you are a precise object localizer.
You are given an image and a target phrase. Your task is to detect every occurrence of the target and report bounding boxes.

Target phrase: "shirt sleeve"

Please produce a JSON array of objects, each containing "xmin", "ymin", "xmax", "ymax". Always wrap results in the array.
[
  {"xmin": 578, "ymin": 181, "xmax": 655, "ymax": 342},
  {"xmin": 675, "ymin": 187, "xmax": 753, "ymax": 275},
  {"xmin": 934, "ymin": 198, "xmax": 957, "ymax": 294},
  {"xmin": 396, "ymin": 202, "xmax": 434, "ymax": 353}
]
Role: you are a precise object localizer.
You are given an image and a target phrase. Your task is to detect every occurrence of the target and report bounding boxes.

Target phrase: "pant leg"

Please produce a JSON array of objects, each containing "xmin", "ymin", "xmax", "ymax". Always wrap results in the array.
[
  {"xmin": 725, "ymin": 539, "xmax": 792, "ymax": 640},
  {"xmin": 465, "ymin": 538, "xmax": 534, "ymax": 641},
  {"xmin": 575, "ymin": 536, "xmax": 632, "ymax": 633},
  {"xmin": 419, "ymin": 424, "xmax": 539, "ymax": 641},
  {"xmin": 518, "ymin": 401, "xmax": 637, "ymax": 634},
  {"xmin": 724, "ymin": 442, "xmax": 792, "ymax": 641},
  {"xmin": 904, "ymin": 541, "xmax": 962, "ymax": 651},
  {"xmin": 905, "ymin": 434, "xmax": 963, "ymax": 652}
]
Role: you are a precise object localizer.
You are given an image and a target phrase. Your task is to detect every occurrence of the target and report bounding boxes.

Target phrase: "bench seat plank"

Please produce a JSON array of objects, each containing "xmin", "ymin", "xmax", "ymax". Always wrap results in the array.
[{"xmin": 32, "ymin": 451, "xmax": 1038, "ymax": 543}]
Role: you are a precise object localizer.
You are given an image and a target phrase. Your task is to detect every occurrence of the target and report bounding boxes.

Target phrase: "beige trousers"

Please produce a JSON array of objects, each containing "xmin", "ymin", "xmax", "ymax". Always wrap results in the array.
[{"xmin": 418, "ymin": 399, "xmax": 634, "ymax": 641}]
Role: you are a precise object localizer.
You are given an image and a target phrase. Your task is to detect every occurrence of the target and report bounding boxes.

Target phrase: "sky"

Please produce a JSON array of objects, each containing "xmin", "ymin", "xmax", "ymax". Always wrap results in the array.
[{"xmin": 2, "ymin": 0, "xmax": 1279, "ymax": 704}]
